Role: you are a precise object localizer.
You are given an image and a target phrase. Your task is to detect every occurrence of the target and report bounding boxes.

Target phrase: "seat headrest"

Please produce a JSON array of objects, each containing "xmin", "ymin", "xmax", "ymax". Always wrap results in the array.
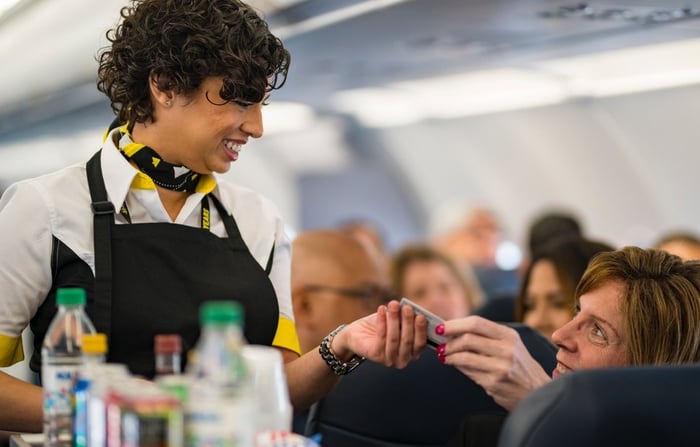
[{"xmin": 498, "ymin": 364, "xmax": 700, "ymax": 447}]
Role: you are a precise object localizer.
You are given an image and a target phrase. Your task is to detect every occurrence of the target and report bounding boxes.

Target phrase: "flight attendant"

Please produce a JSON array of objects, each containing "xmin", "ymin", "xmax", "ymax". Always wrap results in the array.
[{"xmin": 0, "ymin": 0, "xmax": 427, "ymax": 432}]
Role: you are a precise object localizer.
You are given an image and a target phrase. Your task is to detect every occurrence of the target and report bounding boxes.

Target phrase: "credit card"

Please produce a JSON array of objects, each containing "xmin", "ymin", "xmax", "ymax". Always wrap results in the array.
[{"xmin": 399, "ymin": 297, "xmax": 451, "ymax": 349}]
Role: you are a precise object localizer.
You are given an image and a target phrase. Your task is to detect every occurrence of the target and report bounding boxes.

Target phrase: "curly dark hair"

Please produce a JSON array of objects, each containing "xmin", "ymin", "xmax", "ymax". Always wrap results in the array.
[{"xmin": 97, "ymin": 0, "xmax": 290, "ymax": 125}]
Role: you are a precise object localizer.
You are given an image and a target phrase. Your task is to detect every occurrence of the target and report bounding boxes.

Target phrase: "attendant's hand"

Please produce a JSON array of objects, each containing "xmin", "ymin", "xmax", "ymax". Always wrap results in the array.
[
  {"xmin": 333, "ymin": 300, "xmax": 428, "ymax": 368},
  {"xmin": 438, "ymin": 316, "xmax": 551, "ymax": 411}
]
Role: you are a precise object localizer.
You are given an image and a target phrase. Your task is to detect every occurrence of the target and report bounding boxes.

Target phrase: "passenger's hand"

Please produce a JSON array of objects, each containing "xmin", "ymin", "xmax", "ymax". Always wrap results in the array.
[
  {"xmin": 333, "ymin": 300, "xmax": 428, "ymax": 369},
  {"xmin": 439, "ymin": 315, "xmax": 551, "ymax": 410}
]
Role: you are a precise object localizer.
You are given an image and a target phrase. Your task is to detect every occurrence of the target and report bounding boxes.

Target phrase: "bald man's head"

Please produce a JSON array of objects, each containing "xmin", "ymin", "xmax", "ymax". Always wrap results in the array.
[
  {"xmin": 292, "ymin": 230, "xmax": 384, "ymax": 285},
  {"xmin": 291, "ymin": 229, "xmax": 388, "ymax": 353}
]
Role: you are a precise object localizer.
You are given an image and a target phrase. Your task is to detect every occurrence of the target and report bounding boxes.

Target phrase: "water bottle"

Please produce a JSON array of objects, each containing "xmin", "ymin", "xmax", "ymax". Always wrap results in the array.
[
  {"xmin": 74, "ymin": 333, "xmax": 108, "ymax": 447},
  {"xmin": 41, "ymin": 288, "xmax": 96, "ymax": 447},
  {"xmin": 185, "ymin": 301, "xmax": 254, "ymax": 447}
]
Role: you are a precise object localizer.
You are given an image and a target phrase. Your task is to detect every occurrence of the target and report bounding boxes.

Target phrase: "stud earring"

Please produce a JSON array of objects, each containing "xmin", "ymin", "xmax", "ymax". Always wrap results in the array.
[{"xmin": 165, "ymin": 99, "xmax": 172, "ymax": 107}]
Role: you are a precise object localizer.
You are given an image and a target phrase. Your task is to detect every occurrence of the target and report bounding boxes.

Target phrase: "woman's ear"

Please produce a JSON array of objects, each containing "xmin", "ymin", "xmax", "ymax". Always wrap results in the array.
[{"xmin": 149, "ymin": 73, "xmax": 175, "ymax": 109}]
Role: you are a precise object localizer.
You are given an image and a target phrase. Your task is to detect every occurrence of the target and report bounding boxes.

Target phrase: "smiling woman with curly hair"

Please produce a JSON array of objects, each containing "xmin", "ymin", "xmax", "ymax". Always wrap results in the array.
[
  {"xmin": 0, "ymin": 0, "xmax": 427, "ymax": 434},
  {"xmin": 98, "ymin": 0, "xmax": 290, "ymax": 126}
]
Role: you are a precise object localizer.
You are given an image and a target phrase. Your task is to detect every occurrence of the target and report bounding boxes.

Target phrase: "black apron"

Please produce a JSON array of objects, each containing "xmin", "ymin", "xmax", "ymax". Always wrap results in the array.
[{"xmin": 30, "ymin": 150, "xmax": 279, "ymax": 378}]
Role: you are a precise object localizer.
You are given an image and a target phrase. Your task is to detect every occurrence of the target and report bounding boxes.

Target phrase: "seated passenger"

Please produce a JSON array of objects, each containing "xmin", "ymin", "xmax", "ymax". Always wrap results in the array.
[
  {"xmin": 291, "ymin": 229, "xmax": 389, "ymax": 354},
  {"xmin": 525, "ymin": 210, "xmax": 583, "ymax": 256},
  {"xmin": 654, "ymin": 230, "xmax": 700, "ymax": 261},
  {"xmin": 289, "ymin": 229, "xmax": 398, "ymax": 434},
  {"xmin": 390, "ymin": 244, "xmax": 484, "ymax": 320},
  {"xmin": 515, "ymin": 236, "xmax": 614, "ymax": 340},
  {"xmin": 430, "ymin": 204, "xmax": 519, "ymax": 300},
  {"xmin": 441, "ymin": 247, "xmax": 700, "ymax": 445}
]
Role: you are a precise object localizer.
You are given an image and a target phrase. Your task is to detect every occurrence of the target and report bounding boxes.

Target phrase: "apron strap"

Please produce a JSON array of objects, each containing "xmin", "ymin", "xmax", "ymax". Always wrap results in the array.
[
  {"xmin": 208, "ymin": 193, "xmax": 276, "ymax": 275},
  {"xmin": 86, "ymin": 150, "xmax": 114, "ymax": 341},
  {"xmin": 208, "ymin": 192, "xmax": 246, "ymax": 250},
  {"xmin": 265, "ymin": 243, "xmax": 275, "ymax": 275}
]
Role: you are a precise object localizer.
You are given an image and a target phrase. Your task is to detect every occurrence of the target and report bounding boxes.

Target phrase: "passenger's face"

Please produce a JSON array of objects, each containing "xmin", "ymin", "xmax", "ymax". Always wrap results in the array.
[
  {"xmin": 295, "ymin": 263, "xmax": 385, "ymax": 354},
  {"xmin": 551, "ymin": 280, "xmax": 628, "ymax": 377},
  {"xmin": 401, "ymin": 260, "xmax": 470, "ymax": 320},
  {"xmin": 165, "ymin": 77, "xmax": 265, "ymax": 174},
  {"xmin": 522, "ymin": 260, "xmax": 574, "ymax": 340}
]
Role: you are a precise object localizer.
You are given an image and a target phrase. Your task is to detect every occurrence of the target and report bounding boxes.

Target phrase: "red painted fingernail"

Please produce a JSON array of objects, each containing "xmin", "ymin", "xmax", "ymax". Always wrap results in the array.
[
  {"xmin": 437, "ymin": 343, "xmax": 446, "ymax": 355},
  {"xmin": 435, "ymin": 324, "xmax": 445, "ymax": 335},
  {"xmin": 438, "ymin": 353, "xmax": 446, "ymax": 363}
]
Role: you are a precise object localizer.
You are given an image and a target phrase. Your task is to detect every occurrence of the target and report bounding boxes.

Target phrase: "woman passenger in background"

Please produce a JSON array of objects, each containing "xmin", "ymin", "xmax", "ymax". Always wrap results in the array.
[
  {"xmin": 515, "ymin": 236, "xmax": 614, "ymax": 340},
  {"xmin": 390, "ymin": 244, "xmax": 484, "ymax": 320}
]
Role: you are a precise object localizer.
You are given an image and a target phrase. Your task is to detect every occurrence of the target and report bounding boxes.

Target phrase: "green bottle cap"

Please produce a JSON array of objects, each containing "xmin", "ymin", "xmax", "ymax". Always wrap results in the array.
[
  {"xmin": 200, "ymin": 301, "xmax": 244, "ymax": 325},
  {"xmin": 56, "ymin": 288, "xmax": 87, "ymax": 306}
]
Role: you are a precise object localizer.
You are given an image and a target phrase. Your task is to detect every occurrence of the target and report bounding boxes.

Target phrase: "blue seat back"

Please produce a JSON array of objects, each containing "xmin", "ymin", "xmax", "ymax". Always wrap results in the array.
[{"xmin": 498, "ymin": 364, "xmax": 700, "ymax": 447}]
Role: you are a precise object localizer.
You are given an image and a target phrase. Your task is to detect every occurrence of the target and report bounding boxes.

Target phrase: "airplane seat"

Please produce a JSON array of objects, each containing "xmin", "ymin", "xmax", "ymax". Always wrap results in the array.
[
  {"xmin": 304, "ymin": 324, "xmax": 556, "ymax": 447},
  {"xmin": 497, "ymin": 363, "xmax": 700, "ymax": 447}
]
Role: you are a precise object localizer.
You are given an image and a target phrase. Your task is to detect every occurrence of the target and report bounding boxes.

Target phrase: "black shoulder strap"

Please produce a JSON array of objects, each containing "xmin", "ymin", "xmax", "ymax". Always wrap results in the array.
[
  {"xmin": 208, "ymin": 193, "xmax": 275, "ymax": 276},
  {"xmin": 86, "ymin": 150, "xmax": 115, "ymax": 340},
  {"xmin": 208, "ymin": 192, "xmax": 246, "ymax": 250},
  {"xmin": 265, "ymin": 243, "xmax": 275, "ymax": 275}
]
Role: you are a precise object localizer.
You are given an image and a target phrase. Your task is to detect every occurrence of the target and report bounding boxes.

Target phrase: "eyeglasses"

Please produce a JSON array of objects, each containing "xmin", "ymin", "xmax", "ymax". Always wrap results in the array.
[{"xmin": 303, "ymin": 283, "xmax": 394, "ymax": 303}]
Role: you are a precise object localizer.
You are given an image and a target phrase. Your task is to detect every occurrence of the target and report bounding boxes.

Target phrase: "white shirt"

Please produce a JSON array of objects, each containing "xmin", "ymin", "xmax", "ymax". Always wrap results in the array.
[{"xmin": 0, "ymin": 128, "xmax": 298, "ymax": 365}]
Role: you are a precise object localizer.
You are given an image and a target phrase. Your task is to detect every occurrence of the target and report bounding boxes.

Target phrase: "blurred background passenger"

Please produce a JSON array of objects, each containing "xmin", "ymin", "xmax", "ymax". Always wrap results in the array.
[
  {"xmin": 515, "ymin": 236, "xmax": 615, "ymax": 340},
  {"xmin": 336, "ymin": 218, "xmax": 388, "ymax": 257},
  {"xmin": 291, "ymin": 229, "xmax": 388, "ymax": 354},
  {"xmin": 390, "ymin": 244, "xmax": 484, "ymax": 320},
  {"xmin": 526, "ymin": 210, "xmax": 584, "ymax": 257},
  {"xmin": 653, "ymin": 230, "xmax": 700, "ymax": 261},
  {"xmin": 335, "ymin": 217, "xmax": 391, "ymax": 277},
  {"xmin": 430, "ymin": 204, "xmax": 519, "ymax": 301}
]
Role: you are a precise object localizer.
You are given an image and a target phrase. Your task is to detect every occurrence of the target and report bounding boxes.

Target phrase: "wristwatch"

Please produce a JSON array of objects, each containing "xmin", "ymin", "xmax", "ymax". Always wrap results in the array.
[{"xmin": 319, "ymin": 324, "xmax": 366, "ymax": 375}]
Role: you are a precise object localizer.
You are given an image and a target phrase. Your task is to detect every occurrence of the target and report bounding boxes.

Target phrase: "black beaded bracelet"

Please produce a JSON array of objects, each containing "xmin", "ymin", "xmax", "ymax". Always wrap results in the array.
[{"xmin": 318, "ymin": 324, "xmax": 366, "ymax": 375}]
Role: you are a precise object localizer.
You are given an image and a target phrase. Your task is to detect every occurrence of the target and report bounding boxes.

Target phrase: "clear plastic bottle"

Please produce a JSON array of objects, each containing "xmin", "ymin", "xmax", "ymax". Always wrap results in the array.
[
  {"xmin": 41, "ymin": 288, "xmax": 96, "ymax": 447},
  {"xmin": 74, "ymin": 333, "xmax": 108, "ymax": 447},
  {"xmin": 154, "ymin": 334, "xmax": 182, "ymax": 376},
  {"xmin": 185, "ymin": 301, "xmax": 254, "ymax": 447}
]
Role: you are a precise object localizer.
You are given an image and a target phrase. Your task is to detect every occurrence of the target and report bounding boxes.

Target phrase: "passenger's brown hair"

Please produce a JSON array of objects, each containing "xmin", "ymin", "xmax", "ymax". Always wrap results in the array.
[{"xmin": 576, "ymin": 247, "xmax": 700, "ymax": 365}]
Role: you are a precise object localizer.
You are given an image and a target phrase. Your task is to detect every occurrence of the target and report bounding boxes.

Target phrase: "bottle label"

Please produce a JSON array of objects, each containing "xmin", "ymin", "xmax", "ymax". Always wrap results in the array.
[
  {"xmin": 73, "ymin": 378, "xmax": 92, "ymax": 447},
  {"xmin": 185, "ymin": 397, "xmax": 253, "ymax": 447},
  {"xmin": 43, "ymin": 364, "xmax": 81, "ymax": 414},
  {"xmin": 121, "ymin": 398, "xmax": 182, "ymax": 447}
]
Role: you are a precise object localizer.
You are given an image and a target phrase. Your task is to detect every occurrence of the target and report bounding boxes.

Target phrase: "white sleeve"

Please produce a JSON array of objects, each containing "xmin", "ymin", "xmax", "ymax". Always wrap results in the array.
[{"xmin": 0, "ymin": 180, "xmax": 54, "ymax": 340}]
